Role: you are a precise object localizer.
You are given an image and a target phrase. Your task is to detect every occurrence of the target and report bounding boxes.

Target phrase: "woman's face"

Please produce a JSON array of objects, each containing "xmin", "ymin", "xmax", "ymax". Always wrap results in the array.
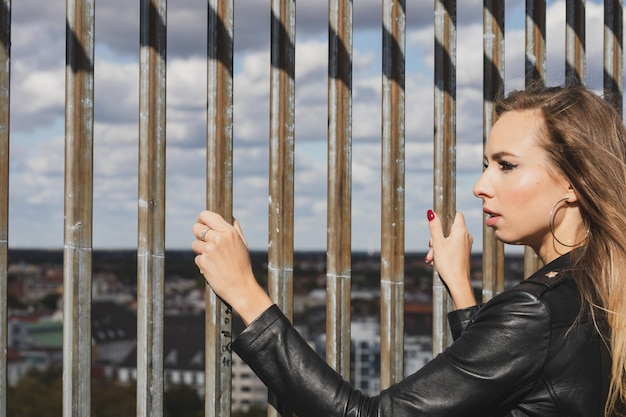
[{"xmin": 473, "ymin": 110, "xmax": 572, "ymax": 253}]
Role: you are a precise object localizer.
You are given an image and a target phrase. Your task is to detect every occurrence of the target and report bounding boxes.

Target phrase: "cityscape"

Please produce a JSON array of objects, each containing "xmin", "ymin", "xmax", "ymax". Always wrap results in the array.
[{"xmin": 5, "ymin": 249, "xmax": 526, "ymax": 415}]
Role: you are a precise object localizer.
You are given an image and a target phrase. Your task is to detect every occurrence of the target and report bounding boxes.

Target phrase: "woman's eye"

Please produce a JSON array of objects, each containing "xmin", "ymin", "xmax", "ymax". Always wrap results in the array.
[{"xmin": 498, "ymin": 160, "xmax": 517, "ymax": 171}]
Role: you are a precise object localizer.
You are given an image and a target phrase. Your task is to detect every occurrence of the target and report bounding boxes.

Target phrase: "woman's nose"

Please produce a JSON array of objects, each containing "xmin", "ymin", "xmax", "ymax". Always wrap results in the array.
[{"xmin": 473, "ymin": 170, "xmax": 490, "ymax": 198}]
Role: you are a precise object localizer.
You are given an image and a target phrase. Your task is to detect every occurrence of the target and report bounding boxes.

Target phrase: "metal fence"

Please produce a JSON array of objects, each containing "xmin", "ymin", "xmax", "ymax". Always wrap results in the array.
[{"xmin": 0, "ymin": 1, "xmax": 623, "ymax": 416}]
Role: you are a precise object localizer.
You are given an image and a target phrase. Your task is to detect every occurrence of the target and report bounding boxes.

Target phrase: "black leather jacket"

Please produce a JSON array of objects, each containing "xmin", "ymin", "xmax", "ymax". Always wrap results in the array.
[{"xmin": 233, "ymin": 253, "xmax": 610, "ymax": 416}]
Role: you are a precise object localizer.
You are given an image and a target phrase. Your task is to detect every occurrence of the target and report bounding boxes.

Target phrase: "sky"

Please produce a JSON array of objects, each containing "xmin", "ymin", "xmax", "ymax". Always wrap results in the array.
[{"xmin": 6, "ymin": 0, "xmax": 610, "ymax": 253}]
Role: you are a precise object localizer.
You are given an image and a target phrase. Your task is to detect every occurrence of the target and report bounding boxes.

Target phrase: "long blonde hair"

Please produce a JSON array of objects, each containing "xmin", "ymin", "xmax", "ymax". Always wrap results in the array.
[{"xmin": 497, "ymin": 85, "xmax": 626, "ymax": 416}]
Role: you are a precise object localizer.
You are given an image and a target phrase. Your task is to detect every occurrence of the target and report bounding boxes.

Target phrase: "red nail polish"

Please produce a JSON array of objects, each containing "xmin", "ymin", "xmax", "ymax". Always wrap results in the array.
[{"xmin": 427, "ymin": 209, "xmax": 435, "ymax": 221}]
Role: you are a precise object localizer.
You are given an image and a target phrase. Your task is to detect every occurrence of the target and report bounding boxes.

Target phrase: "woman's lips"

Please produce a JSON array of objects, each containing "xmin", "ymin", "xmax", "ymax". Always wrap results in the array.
[
  {"xmin": 484, "ymin": 209, "xmax": 500, "ymax": 227},
  {"xmin": 486, "ymin": 214, "xmax": 500, "ymax": 227}
]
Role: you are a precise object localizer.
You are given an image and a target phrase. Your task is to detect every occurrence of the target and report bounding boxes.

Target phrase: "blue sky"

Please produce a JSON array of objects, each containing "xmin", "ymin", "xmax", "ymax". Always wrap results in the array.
[{"xmin": 6, "ymin": 0, "xmax": 610, "ymax": 253}]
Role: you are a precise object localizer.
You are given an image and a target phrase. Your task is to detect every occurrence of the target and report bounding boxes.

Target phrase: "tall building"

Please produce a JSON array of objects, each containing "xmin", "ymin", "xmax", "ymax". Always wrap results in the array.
[{"xmin": 316, "ymin": 318, "xmax": 434, "ymax": 397}]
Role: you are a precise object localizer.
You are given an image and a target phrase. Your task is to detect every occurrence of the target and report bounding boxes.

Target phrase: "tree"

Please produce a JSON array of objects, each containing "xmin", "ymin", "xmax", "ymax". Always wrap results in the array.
[
  {"xmin": 8, "ymin": 367, "xmax": 137, "ymax": 417},
  {"xmin": 233, "ymin": 404, "xmax": 268, "ymax": 417},
  {"xmin": 7, "ymin": 367, "xmax": 62, "ymax": 417},
  {"xmin": 163, "ymin": 383, "xmax": 203, "ymax": 417},
  {"xmin": 92, "ymin": 379, "xmax": 136, "ymax": 417}
]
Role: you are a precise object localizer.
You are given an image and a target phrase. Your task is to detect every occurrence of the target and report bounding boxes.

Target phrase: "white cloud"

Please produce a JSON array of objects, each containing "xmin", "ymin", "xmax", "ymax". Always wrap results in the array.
[
  {"xmin": 6, "ymin": 0, "xmax": 610, "ymax": 253},
  {"xmin": 17, "ymin": 68, "xmax": 65, "ymax": 115}
]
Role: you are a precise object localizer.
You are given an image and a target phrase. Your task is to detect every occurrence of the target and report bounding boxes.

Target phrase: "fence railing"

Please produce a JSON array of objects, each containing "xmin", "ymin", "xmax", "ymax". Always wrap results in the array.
[{"xmin": 0, "ymin": 1, "xmax": 622, "ymax": 416}]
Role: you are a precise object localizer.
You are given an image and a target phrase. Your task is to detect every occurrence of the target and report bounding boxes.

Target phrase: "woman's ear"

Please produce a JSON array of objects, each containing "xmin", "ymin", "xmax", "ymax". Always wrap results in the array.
[{"xmin": 566, "ymin": 185, "xmax": 579, "ymax": 203}]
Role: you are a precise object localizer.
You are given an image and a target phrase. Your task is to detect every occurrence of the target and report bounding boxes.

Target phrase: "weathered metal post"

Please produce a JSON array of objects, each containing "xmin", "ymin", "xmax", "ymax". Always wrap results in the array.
[
  {"xmin": 63, "ymin": 0, "xmax": 95, "ymax": 415},
  {"xmin": 268, "ymin": 1, "xmax": 296, "ymax": 415},
  {"xmin": 604, "ymin": 0, "xmax": 623, "ymax": 113},
  {"xmin": 136, "ymin": 0, "xmax": 167, "ymax": 416},
  {"xmin": 380, "ymin": 0, "xmax": 406, "ymax": 388},
  {"xmin": 526, "ymin": 0, "xmax": 547, "ymax": 86},
  {"xmin": 206, "ymin": 1, "xmax": 234, "ymax": 417},
  {"xmin": 482, "ymin": 0, "xmax": 506, "ymax": 301},
  {"xmin": 566, "ymin": 0, "xmax": 586, "ymax": 85},
  {"xmin": 523, "ymin": 0, "xmax": 546, "ymax": 277},
  {"xmin": 433, "ymin": 0, "xmax": 456, "ymax": 354},
  {"xmin": 0, "ymin": 2, "xmax": 9, "ymax": 417},
  {"xmin": 326, "ymin": 0, "xmax": 353, "ymax": 380}
]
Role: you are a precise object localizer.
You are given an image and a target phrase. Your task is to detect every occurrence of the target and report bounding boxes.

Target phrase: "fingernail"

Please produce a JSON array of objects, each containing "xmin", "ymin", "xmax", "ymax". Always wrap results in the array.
[{"xmin": 427, "ymin": 209, "xmax": 435, "ymax": 221}]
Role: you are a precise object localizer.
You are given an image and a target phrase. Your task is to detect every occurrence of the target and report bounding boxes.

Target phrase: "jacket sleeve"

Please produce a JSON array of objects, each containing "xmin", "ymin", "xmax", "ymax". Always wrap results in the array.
[
  {"xmin": 448, "ymin": 304, "xmax": 481, "ymax": 340},
  {"xmin": 232, "ymin": 289, "xmax": 552, "ymax": 417}
]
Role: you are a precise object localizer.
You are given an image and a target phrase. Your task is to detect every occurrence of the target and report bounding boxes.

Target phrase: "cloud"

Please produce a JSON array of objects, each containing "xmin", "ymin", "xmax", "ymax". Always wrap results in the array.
[{"xmin": 6, "ymin": 0, "xmax": 608, "ymax": 253}]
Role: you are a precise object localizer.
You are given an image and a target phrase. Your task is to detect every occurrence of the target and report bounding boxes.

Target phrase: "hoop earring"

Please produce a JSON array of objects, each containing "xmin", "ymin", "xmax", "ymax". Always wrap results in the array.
[{"xmin": 549, "ymin": 197, "xmax": 589, "ymax": 247}]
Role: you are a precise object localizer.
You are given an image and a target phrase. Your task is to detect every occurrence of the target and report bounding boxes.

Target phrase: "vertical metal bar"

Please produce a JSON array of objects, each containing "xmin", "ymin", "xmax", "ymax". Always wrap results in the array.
[
  {"xmin": 206, "ymin": 2, "xmax": 234, "ymax": 417},
  {"xmin": 269, "ymin": 0, "xmax": 295, "ymax": 321},
  {"xmin": 566, "ymin": 0, "xmax": 586, "ymax": 85},
  {"xmin": 268, "ymin": 1, "xmax": 295, "ymax": 415},
  {"xmin": 0, "ymin": 2, "xmax": 9, "ymax": 417},
  {"xmin": 63, "ymin": 0, "xmax": 95, "ymax": 416},
  {"xmin": 604, "ymin": 0, "xmax": 623, "ymax": 113},
  {"xmin": 525, "ymin": 0, "xmax": 546, "ymax": 86},
  {"xmin": 432, "ymin": 0, "xmax": 456, "ymax": 355},
  {"xmin": 524, "ymin": 0, "xmax": 546, "ymax": 276},
  {"xmin": 482, "ymin": 1, "xmax": 505, "ymax": 302},
  {"xmin": 136, "ymin": 0, "xmax": 167, "ymax": 416},
  {"xmin": 523, "ymin": 245, "xmax": 542, "ymax": 277},
  {"xmin": 380, "ymin": 0, "xmax": 405, "ymax": 388},
  {"xmin": 326, "ymin": 0, "xmax": 353, "ymax": 380}
]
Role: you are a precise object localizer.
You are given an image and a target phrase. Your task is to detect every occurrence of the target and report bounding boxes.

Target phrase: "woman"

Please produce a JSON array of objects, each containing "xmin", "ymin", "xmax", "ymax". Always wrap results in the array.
[{"xmin": 192, "ymin": 86, "xmax": 626, "ymax": 416}]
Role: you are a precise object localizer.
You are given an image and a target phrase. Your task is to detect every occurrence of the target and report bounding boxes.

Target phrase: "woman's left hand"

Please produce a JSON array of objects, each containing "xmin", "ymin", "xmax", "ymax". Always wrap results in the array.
[{"xmin": 425, "ymin": 210, "xmax": 477, "ymax": 309}]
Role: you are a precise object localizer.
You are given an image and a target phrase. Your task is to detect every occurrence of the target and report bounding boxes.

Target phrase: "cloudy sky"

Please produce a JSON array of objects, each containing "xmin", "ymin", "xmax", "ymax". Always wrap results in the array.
[{"xmin": 7, "ymin": 0, "xmax": 609, "ymax": 253}]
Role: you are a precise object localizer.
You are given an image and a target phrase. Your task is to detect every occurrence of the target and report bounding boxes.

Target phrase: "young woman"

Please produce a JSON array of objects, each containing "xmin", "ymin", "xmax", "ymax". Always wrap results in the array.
[{"xmin": 192, "ymin": 86, "xmax": 626, "ymax": 416}]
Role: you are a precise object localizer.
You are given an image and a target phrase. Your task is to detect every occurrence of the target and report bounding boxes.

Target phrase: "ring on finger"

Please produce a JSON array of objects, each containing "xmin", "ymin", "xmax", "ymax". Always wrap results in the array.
[{"xmin": 199, "ymin": 226, "xmax": 211, "ymax": 241}]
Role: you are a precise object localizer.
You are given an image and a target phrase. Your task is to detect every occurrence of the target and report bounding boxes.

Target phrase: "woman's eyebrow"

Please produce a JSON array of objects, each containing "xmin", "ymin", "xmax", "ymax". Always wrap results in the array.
[{"xmin": 487, "ymin": 151, "xmax": 518, "ymax": 160}]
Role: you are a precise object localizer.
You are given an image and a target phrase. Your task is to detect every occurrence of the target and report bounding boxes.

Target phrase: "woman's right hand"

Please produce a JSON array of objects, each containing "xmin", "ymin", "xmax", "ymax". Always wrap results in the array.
[
  {"xmin": 191, "ymin": 210, "xmax": 273, "ymax": 325},
  {"xmin": 425, "ymin": 210, "xmax": 476, "ymax": 309}
]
